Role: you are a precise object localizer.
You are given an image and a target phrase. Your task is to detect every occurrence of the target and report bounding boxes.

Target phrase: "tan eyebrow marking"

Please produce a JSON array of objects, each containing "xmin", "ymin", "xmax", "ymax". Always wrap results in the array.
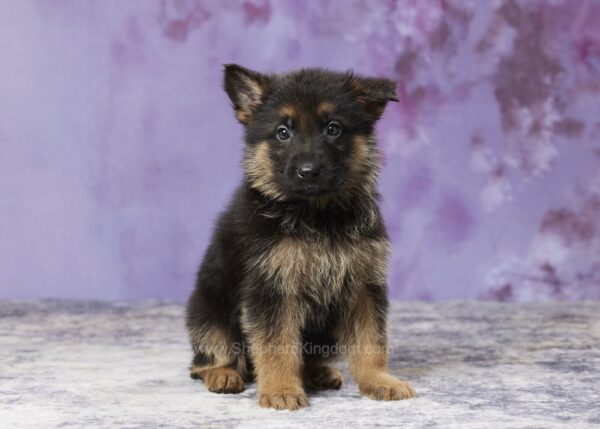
[
  {"xmin": 317, "ymin": 101, "xmax": 334, "ymax": 116},
  {"xmin": 278, "ymin": 104, "xmax": 296, "ymax": 118}
]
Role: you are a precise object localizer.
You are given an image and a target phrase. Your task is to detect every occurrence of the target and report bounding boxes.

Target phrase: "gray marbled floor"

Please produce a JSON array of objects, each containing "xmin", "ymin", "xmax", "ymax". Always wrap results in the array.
[{"xmin": 0, "ymin": 300, "xmax": 599, "ymax": 428}]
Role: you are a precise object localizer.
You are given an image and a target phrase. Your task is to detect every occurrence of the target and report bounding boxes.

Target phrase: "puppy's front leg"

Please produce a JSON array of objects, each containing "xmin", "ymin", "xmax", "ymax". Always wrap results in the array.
[
  {"xmin": 243, "ymin": 295, "xmax": 308, "ymax": 410},
  {"xmin": 342, "ymin": 284, "xmax": 416, "ymax": 401}
]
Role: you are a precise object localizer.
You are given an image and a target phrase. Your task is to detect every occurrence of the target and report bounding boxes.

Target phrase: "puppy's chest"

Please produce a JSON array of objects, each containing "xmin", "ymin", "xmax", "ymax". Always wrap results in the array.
[{"xmin": 256, "ymin": 235, "xmax": 390, "ymax": 303}]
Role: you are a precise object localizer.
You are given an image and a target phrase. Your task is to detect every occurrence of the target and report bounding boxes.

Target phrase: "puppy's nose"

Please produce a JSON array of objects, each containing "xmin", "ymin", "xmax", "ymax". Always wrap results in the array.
[{"xmin": 297, "ymin": 162, "xmax": 320, "ymax": 179}]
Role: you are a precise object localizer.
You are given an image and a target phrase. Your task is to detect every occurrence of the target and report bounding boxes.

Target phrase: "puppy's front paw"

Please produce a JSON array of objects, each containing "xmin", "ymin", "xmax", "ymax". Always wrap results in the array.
[
  {"xmin": 259, "ymin": 388, "xmax": 309, "ymax": 410},
  {"xmin": 359, "ymin": 375, "xmax": 416, "ymax": 401}
]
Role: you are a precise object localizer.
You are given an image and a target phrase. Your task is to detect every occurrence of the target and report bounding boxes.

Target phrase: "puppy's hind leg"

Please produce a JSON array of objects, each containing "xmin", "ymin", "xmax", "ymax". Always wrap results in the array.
[
  {"xmin": 188, "ymin": 326, "xmax": 246, "ymax": 394},
  {"xmin": 303, "ymin": 362, "xmax": 343, "ymax": 391}
]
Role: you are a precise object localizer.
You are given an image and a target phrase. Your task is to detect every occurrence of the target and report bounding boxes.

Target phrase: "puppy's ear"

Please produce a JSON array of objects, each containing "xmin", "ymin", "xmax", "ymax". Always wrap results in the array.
[
  {"xmin": 348, "ymin": 75, "xmax": 399, "ymax": 120},
  {"xmin": 223, "ymin": 64, "xmax": 270, "ymax": 124}
]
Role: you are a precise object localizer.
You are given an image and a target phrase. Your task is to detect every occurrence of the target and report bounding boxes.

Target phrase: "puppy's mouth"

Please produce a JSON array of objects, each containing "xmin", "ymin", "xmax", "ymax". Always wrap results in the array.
[
  {"xmin": 296, "ymin": 185, "xmax": 331, "ymax": 198},
  {"xmin": 288, "ymin": 178, "xmax": 346, "ymax": 199}
]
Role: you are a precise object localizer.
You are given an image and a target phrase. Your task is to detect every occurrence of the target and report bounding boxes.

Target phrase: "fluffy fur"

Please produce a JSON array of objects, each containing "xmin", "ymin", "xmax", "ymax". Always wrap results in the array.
[{"xmin": 186, "ymin": 64, "xmax": 416, "ymax": 410}]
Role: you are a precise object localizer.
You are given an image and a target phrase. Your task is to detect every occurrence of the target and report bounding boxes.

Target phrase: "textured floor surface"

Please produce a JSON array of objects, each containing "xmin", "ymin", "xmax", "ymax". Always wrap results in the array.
[{"xmin": 0, "ymin": 300, "xmax": 599, "ymax": 429}]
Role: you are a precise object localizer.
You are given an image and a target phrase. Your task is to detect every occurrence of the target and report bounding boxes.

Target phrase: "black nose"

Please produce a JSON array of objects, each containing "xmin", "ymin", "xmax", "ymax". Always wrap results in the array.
[{"xmin": 297, "ymin": 162, "xmax": 320, "ymax": 179}]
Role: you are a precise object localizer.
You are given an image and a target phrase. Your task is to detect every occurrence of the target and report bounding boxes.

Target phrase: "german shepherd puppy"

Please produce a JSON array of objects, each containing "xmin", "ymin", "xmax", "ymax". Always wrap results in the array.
[{"xmin": 186, "ymin": 64, "xmax": 416, "ymax": 410}]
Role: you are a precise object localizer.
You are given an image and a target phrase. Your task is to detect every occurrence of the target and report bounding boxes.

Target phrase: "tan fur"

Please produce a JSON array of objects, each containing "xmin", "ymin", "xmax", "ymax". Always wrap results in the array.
[
  {"xmin": 344, "ymin": 134, "xmax": 380, "ymax": 197},
  {"xmin": 317, "ymin": 101, "xmax": 334, "ymax": 116},
  {"xmin": 349, "ymin": 135, "xmax": 371, "ymax": 174},
  {"xmin": 242, "ymin": 299, "xmax": 308, "ymax": 410},
  {"xmin": 278, "ymin": 104, "xmax": 296, "ymax": 118},
  {"xmin": 339, "ymin": 285, "xmax": 388, "ymax": 372},
  {"xmin": 189, "ymin": 324, "xmax": 233, "ymax": 369},
  {"xmin": 338, "ymin": 285, "xmax": 417, "ymax": 401},
  {"xmin": 254, "ymin": 235, "xmax": 391, "ymax": 305},
  {"xmin": 243, "ymin": 141, "xmax": 286, "ymax": 201},
  {"xmin": 241, "ymin": 74, "xmax": 265, "ymax": 100},
  {"xmin": 274, "ymin": 101, "xmax": 306, "ymax": 130},
  {"xmin": 193, "ymin": 366, "xmax": 245, "ymax": 394},
  {"xmin": 277, "ymin": 104, "xmax": 311, "ymax": 130},
  {"xmin": 235, "ymin": 110, "xmax": 251, "ymax": 124},
  {"xmin": 189, "ymin": 323, "xmax": 251, "ymax": 381},
  {"xmin": 189, "ymin": 323, "xmax": 249, "ymax": 390},
  {"xmin": 235, "ymin": 75, "xmax": 266, "ymax": 124},
  {"xmin": 348, "ymin": 77, "xmax": 364, "ymax": 94}
]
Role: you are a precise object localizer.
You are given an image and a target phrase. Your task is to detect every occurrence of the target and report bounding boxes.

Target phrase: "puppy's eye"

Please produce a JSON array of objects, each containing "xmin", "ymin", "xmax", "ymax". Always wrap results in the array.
[
  {"xmin": 326, "ymin": 121, "xmax": 342, "ymax": 137},
  {"xmin": 277, "ymin": 126, "xmax": 291, "ymax": 141}
]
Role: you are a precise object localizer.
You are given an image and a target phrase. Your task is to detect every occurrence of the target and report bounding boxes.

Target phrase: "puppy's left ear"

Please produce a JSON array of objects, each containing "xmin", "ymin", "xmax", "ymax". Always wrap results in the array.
[
  {"xmin": 223, "ymin": 64, "xmax": 270, "ymax": 125},
  {"xmin": 348, "ymin": 75, "xmax": 399, "ymax": 120}
]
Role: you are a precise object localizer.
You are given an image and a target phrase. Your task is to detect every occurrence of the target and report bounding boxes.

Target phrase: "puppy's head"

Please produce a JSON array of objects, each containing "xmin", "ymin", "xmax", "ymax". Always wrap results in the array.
[{"xmin": 224, "ymin": 64, "xmax": 397, "ymax": 202}]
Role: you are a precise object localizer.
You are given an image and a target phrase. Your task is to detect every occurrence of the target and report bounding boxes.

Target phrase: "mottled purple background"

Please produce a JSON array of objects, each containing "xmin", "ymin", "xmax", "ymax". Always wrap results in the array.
[{"xmin": 1, "ymin": 0, "xmax": 599, "ymax": 302}]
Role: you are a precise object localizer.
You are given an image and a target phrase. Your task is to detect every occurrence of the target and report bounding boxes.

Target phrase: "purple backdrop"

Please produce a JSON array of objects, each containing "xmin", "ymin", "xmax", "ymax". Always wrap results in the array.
[{"xmin": 1, "ymin": 0, "xmax": 599, "ymax": 301}]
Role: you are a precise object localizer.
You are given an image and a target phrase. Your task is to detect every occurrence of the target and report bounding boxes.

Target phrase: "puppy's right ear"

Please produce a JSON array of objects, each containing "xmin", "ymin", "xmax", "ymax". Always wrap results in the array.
[{"xmin": 223, "ymin": 64, "xmax": 269, "ymax": 125}]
